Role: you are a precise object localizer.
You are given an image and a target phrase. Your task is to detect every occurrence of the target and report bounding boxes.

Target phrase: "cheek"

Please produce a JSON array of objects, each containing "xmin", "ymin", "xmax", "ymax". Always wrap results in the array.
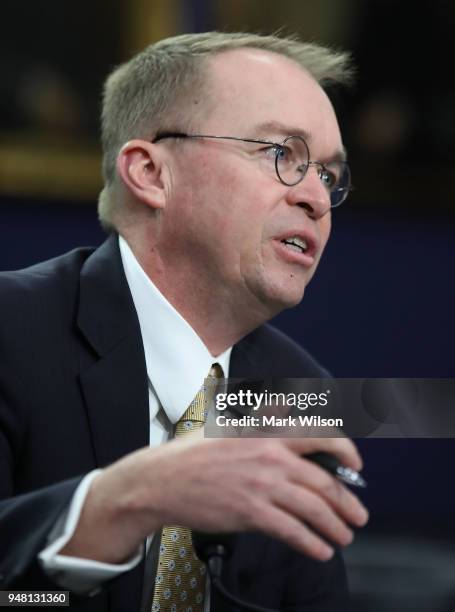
[
  {"xmin": 189, "ymin": 155, "xmax": 253, "ymax": 230},
  {"xmin": 319, "ymin": 214, "xmax": 332, "ymax": 251},
  {"xmin": 172, "ymin": 150, "xmax": 270, "ymax": 258}
]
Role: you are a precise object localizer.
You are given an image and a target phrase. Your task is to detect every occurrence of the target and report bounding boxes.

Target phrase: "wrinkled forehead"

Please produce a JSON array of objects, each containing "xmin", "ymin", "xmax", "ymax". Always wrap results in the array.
[{"xmin": 204, "ymin": 49, "xmax": 343, "ymax": 156}]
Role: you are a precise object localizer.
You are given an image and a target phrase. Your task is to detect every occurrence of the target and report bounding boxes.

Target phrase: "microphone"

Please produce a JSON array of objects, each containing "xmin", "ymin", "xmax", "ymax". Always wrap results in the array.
[
  {"xmin": 192, "ymin": 531, "xmax": 236, "ymax": 579},
  {"xmin": 192, "ymin": 531, "xmax": 278, "ymax": 612}
]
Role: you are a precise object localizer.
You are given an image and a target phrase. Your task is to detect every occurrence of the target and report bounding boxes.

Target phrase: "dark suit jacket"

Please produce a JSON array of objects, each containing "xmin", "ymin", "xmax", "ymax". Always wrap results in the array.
[{"xmin": 0, "ymin": 235, "xmax": 348, "ymax": 611}]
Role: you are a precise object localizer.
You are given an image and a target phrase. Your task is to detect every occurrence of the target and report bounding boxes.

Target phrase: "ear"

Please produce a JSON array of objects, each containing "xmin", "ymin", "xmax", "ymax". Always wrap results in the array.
[{"xmin": 116, "ymin": 139, "xmax": 167, "ymax": 210}]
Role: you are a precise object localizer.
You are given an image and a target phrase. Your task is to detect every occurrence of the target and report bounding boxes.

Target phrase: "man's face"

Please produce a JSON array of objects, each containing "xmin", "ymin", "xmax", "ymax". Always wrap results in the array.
[{"xmin": 157, "ymin": 49, "xmax": 345, "ymax": 319}]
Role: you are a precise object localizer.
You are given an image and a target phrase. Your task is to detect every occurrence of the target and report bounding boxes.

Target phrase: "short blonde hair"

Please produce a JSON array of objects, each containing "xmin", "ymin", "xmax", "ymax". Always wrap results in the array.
[{"xmin": 98, "ymin": 31, "xmax": 354, "ymax": 231}]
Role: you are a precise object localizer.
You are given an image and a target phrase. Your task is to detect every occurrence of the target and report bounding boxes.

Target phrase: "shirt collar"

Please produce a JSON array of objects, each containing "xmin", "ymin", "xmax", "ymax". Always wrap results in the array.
[{"xmin": 119, "ymin": 235, "xmax": 232, "ymax": 423}]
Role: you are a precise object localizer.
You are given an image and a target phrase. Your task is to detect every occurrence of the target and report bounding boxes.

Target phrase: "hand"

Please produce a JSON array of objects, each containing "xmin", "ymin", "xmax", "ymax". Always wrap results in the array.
[{"xmin": 61, "ymin": 435, "xmax": 368, "ymax": 564}]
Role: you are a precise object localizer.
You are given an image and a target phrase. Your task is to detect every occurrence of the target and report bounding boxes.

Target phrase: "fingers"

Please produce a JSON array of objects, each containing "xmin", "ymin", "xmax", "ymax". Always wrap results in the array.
[
  {"xmin": 247, "ymin": 441, "xmax": 367, "ymax": 553},
  {"xmin": 284, "ymin": 452, "xmax": 369, "ymax": 527},
  {"xmin": 273, "ymin": 481, "xmax": 354, "ymax": 547},
  {"xmin": 250, "ymin": 438, "xmax": 368, "ymax": 541},
  {"xmin": 230, "ymin": 437, "xmax": 368, "ymax": 556},
  {"xmin": 285, "ymin": 436, "xmax": 363, "ymax": 471}
]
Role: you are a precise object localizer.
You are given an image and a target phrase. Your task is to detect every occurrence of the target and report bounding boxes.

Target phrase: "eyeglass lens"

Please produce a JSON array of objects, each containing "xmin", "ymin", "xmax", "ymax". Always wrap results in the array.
[
  {"xmin": 275, "ymin": 136, "xmax": 309, "ymax": 187},
  {"xmin": 275, "ymin": 135, "xmax": 350, "ymax": 207}
]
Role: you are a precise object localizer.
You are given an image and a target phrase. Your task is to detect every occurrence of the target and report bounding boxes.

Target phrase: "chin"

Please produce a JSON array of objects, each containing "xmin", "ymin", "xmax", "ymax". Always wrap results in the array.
[{"xmin": 262, "ymin": 283, "xmax": 307, "ymax": 314}]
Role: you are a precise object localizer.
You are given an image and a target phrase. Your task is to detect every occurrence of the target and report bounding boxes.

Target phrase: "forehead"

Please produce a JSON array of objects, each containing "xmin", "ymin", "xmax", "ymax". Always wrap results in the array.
[{"xmin": 204, "ymin": 48, "xmax": 342, "ymax": 154}]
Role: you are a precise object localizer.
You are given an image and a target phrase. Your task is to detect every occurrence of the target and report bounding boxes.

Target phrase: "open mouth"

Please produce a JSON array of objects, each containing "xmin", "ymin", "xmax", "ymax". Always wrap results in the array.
[
  {"xmin": 281, "ymin": 236, "xmax": 308, "ymax": 255},
  {"xmin": 273, "ymin": 232, "xmax": 318, "ymax": 267}
]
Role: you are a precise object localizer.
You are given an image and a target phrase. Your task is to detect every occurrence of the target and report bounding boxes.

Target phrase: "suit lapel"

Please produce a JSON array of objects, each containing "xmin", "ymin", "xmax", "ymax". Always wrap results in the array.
[
  {"xmin": 73, "ymin": 235, "xmax": 148, "ymax": 611},
  {"xmin": 230, "ymin": 326, "xmax": 279, "ymax": 379},
  {"xmin": 78, "ymin": 335, "xmax": 149, "ymax": 466},
  {"xmin": 230, "ymin": 335, "xmax": 264, "ymax": 379},
  {"xmin": 76, "ymin": 234, "xmax": 149, "ymax": 467}
]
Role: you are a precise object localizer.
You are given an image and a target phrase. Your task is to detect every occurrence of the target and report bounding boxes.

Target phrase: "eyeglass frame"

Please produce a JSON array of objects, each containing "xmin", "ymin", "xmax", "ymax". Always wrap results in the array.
[{"xmin": 152, "ymin": 131, "xmax": 352, "ymax": 208}]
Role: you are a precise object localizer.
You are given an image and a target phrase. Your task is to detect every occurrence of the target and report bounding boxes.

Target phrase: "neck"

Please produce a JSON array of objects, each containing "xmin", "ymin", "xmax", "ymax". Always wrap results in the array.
[
  {"xmin": 152, "ymin": 282, "xmax": 268, "ymax": 356},
  {"xmin": 123, "ymin": 235, "xmax": 274, "ymax": 356}
]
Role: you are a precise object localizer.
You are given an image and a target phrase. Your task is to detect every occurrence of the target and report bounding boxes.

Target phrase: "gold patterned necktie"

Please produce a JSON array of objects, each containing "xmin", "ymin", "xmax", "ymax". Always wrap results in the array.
[{"xmin": 151, "ymin": 364, "xmax": 222, "ymax": 612}]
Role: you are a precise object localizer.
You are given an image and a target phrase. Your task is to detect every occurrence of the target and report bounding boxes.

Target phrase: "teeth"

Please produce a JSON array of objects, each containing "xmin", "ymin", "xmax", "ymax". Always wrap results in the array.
[
  {"xmin": 284, "ymin": 243, "xmax": 303, "ymax": 253},
  {"xmin": 282, "ymin": 236, "xmax": 308, "ymax": 252}
]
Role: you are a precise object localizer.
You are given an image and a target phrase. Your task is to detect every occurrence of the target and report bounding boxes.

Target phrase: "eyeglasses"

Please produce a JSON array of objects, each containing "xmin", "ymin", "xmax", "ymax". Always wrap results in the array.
[{"xmin": 152, "ymin": 131, "xmax": 352, "ymax": 208}]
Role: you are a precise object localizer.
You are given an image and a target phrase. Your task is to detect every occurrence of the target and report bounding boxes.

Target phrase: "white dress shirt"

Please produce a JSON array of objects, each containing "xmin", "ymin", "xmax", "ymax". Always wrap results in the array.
[{"xmin": 38, "ymin": 235, "xmax": 232, "ymax": 598}]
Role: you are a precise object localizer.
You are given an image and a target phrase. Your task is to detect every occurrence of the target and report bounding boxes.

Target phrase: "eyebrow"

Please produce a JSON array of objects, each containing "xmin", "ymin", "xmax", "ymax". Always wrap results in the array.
[
  {"xmin": 250, "ymin": 120, "xmax": 312, "ymax": 143},
  {"xmin": 250, "ymin": 120, "xmax": 348, "ymax": 162},
  {"xmin": 329, "ymin": 147, "xmax": 348, "ymax": 163}
]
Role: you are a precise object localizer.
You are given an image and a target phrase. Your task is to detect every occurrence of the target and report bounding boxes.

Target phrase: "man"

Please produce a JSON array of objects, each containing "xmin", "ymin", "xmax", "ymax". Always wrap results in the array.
[{"xmin": 0, "ymin": 32, "xmax": 368, "ymax": 611}]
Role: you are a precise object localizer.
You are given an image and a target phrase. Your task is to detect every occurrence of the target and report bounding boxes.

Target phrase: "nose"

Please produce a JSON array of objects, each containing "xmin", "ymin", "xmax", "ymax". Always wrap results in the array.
[{"xmin": 284, "ymin": 166, "xmax": 331, "ymax": 219}]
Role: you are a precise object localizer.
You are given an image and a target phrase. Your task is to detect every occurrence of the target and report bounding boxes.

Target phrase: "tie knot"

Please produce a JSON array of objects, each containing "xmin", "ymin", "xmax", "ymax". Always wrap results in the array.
[
  {"xmin": 209, "ymin": 363, "xmax": 223, "ymax": 380},
  {"xmin": 179, "ymin": 363, "xmax": 222, "ymax": 426}
]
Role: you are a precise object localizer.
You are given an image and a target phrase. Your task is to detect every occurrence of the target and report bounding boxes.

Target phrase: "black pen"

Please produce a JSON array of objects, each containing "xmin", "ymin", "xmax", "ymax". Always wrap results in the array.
[{"xmin": 306, "ymin": 452, "xmax": 367, "ymax": 488}]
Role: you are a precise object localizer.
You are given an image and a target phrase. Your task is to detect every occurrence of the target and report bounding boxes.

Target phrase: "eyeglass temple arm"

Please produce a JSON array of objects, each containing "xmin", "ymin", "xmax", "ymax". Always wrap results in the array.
[{"xmin": 152, "ymin": 131, "xmax": 189, "ymax": 143}]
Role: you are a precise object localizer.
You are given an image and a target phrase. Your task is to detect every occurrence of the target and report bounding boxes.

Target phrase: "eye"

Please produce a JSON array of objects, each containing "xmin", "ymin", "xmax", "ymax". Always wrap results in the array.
[
  {"xmin": 263, "ymin": 145, "xmax": 293, "ymax": 163},
  {"xmin": 319, "ymin": 167, "xmax": 337, "ymax": 190},
  {"xmin": 276, "ymin": 145, "xmax": 293, "ymax": 162}
]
